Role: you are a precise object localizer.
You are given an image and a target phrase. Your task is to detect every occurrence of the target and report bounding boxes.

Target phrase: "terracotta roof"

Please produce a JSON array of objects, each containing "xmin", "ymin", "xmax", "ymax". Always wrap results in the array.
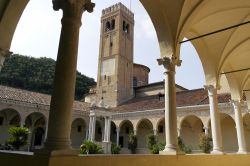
[
  {"xmin": 135, "ymin": 81, "xmax": 188, "ymax": 91},
  {"xmin": 112, "ymin": 88, "xmax": 231, "ymax": 112},
  {"xmin": 0, "ymin": 85, "xmax": 90, "ymax": 111}
]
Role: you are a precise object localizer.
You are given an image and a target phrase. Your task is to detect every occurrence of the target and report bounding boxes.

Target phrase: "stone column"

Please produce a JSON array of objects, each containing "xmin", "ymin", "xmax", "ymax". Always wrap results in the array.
[
  {"xmin": 116, "ymin": 127, "xmax": 120, "ymax": 145},
  {"xmin": 107, "ymin": 117, "xmax": 111, "ymax": 142},
  {"xmin": 133, "ymin": 129, "xmax": 137, "ymax": 135},
  {"xmin": 204, "ymin": 127, "xmax": 209, "ymax": 135},
  {"xmin": 231, "ymin": 100, "xmax": 247, "ymax": 154},
  {"xmin": 44, "ymin": 120, "xmax": 49, "ymax": 139},
  {"xmin": 177, "ymin": 128, "xmax": 181, "ymax": 137},
  {"xmin": 204, "ymin": 85, "xmax": 223, "ymax": 154},
  {"xmin": 153, "ymin": 129, "xmax": 157, "ymax": 136},
  {"xmin": 89, "ymin": 114, "xmax": 96, "ymax": 142},
  {"xmin": 103, "ymin": 117, "xmax": 108, "ymax": 142},
  {"xmin": 36, "ymin": 0, "xmax": 95, "ymax": 156},
  {"xmin": 158, "ymin": 57, "xmax": 181, "ymax": 155},
  {"xmin": 0, "ymin": 49, "xmax": 12, "ymax": 71},
  {"xmin": 103, "ymin": 116, "xmax": 111, "ymax": 153},
  {"xmin": 88, "ymin": 116, "xmax": 93, "ymax": 140}
]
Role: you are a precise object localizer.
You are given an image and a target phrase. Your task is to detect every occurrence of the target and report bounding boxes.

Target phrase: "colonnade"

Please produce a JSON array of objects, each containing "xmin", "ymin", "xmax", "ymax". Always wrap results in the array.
[{"xmin": 0, "ymin": 0, "xmax": 249, "ymax": 157}]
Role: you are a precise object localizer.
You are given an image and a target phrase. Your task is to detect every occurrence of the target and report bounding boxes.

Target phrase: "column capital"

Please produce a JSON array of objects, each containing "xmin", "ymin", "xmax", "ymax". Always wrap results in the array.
[
  {"xmin": 53, "ymin": 0, "xmax": 95, "ymax": 13},
  {"xmin": 204, "ymin": 85, "xmax": 217, "ymax": 96},
  {"xmin": 157, "ymin": 57, "xmax": 181, "ymax": 72},
  {"xmin": 231, "ymin": 99, "xmax": 243, "ymax": 110},
  {"xmin": 0, "ymin": 49, "xmax": 12, "ymax": 71},
  {"xmin": 0, "ymin": 48, "xmax": 12, "ymax": 58}
]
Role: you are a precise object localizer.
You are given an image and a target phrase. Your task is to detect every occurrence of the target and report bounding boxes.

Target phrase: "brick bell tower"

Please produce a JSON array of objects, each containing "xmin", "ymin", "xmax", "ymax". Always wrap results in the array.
[{"xmin": 96, "ymin": 3, "xmax": 134, "ymax": 107}]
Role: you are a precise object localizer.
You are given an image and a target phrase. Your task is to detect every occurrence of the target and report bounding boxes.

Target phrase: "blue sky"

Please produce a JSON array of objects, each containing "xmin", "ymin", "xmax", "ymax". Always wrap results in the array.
[{"xmin": 10, "ymin": 0, "xmax": 205, "ymax": 89}]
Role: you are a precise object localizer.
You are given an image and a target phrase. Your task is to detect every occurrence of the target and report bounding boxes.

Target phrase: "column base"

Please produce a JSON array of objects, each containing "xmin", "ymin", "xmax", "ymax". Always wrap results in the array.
[
  {"xmin": 159, "ymin": 147, "xmax": 184, "ymax": 155},
  {"xmin": 102, "ymin": 141, "xmax": 111, "ymax": 154},
  {"xmin": 237, "ymin": 151, "xmax": 248, "ymax": 154},
  {"xmin": 211, "ymin": 149, "xmax": 224, "ymax": 155}
]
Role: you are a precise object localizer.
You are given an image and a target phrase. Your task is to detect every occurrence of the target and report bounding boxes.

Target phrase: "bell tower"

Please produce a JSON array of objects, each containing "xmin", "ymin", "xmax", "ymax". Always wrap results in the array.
[{"xmin": 96, "ymin": 3, "xmax": 134, "ymax": 107}]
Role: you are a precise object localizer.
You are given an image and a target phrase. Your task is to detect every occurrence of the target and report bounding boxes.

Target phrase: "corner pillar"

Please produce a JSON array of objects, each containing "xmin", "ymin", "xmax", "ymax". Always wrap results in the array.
[
  {"xmin": 35, "ymin": 0, "xmax": 95, "ymax": 156},
  {"xmin": 204, "ymin": 85, "xmax": 223, "ymax": 154}
]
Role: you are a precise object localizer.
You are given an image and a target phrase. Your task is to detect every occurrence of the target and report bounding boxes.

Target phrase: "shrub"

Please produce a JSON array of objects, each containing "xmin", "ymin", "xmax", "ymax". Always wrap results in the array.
[
  {"xmin": 111, "ymin": 143, "xmax": 121, "ymax": 154},
  {"xmin": 147, "ymin": 134, "xmax": 157, "ymax": 150},
  {"xmin": 198, "ymin": 133, "xmax": 212, "ymax": 153},
  {"xmin": 150, "ymin": 142, "xmax": 165, "ymax": 154},
  {"xmin": 80, "ymin": 140, "xmax": 103, "ymax": 154},
  {"xmin": 0, "ymin": 143, "xmax": 13, "ymax": 150},
  {"xmin": 128, "ymin": 133, "xmax": 137, "ymax": 154},
  {"xmin": 178, "ymin": 136, "xmax": 192, "ymax": 154},
  {"xmin": 7, "ymin": 127, "xmax": 29, "ymax": 150}
]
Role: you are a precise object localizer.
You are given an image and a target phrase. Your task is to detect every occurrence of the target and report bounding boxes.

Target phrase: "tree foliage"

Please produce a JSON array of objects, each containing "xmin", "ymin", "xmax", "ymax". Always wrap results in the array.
[
  {"xmin": 198, "ymin": 133, "xmax": 212, "ymax": 153},
  {"xmin": 0, "ymin": 54, "xmax": 96, "ymax": 100}
]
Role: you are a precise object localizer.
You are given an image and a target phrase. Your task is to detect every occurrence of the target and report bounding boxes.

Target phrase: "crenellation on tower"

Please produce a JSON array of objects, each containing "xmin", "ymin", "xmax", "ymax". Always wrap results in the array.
[{"xmin": 102, "ymin": 2, "xmax": 134, "ymax": 18}]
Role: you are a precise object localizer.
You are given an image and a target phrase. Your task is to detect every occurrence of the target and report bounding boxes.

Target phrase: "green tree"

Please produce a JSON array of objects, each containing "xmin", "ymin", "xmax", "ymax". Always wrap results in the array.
[
  {"xmin": 0, "ymin": 54, "xmax": 96, "ymax": 100},
  {"xmin": 128, "ymin": 133, "xmax": 137, "ymax": 154},
  {"xmin": 198, "ymin": 133, "xmax": 212, "ymax": 153},
  {"xmin": 7, "ymin": 127, "xmax": 29, "ymax": 150}
]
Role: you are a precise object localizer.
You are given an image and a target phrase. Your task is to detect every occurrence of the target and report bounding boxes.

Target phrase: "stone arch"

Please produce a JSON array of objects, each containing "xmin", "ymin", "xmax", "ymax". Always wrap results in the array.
[
  {"xmin": 25, "ymin": 112, "xmax": 46, "ymax": 151},
  {"xmin": 136, "ymin": 118, "xmax": 153, "ymax": 153},
  {"xmin": 0, "ymin": 108, "xmax": 21, "ymax": 144},
  {"xmin": 95, "ymin": 120, "xmax": 103, "ymax": 142},
  {"xmin": 156, "ymin": 117, "xmax": 165, "ymax": 143},
  {"xmin": 220, "ymin": 113, "xmax": 238, "ymax": 152},
  {"xmin": 243, "ymin": 113, "xmax": 250, "ymax": 152},
  {"xmin": 110, "ymin": 121, "xmax": 117, "ymax": 144},
  {"xmin": 180, "ymin": 115, "xmax": 204, "ymax": 150},
  {"xmin": 119, "ymin": 120, "xmax": 134, "ymax": 151},
  {"xmin": 70, "ymin": 118, "xmax": 86, "ymax": 149}
]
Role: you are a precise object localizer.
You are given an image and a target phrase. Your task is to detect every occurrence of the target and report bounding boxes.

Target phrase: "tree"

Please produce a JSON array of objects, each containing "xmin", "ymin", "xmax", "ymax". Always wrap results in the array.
[
  {"xmin": 128, "ymin": 133, "xmax": 137, "ymax": 154},
  {"xmin": 0, "ymin": 54, "xmax": 96, "ymax": 100},
  {"xmin": 7, "ymin": 127, "xmax": 29, "ymax": 150},
  {"xmin": 198, "ymin": 133, "xmax": 212, "ymax": 153}
]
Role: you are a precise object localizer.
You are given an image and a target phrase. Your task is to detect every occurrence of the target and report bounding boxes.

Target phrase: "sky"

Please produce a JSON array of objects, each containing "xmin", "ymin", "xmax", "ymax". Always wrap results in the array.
[{"xmin": 10, "ymin": 0, "xmax": 206, "ymax": 90}]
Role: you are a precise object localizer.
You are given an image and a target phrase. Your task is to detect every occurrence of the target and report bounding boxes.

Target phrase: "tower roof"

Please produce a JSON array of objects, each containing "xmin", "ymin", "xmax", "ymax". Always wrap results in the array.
[{"xmin": 102, "ymin": 2, "xmax": 134, "ymax": 17}]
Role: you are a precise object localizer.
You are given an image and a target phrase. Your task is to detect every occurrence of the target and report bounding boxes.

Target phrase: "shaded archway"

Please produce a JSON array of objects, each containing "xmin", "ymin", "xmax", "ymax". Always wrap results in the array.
[
  {"xmin": 0, "ymin": 108, "xmax": 21, "ymax": 144},
  {"xmin": 95, "ymin": 120, "xmax": 103, "ymax": 142},
  {"xmin": 110, "ymin": 121, "xmax": 117, "ymax": 144},
  {"xmin": 243, "ymin": 113, "xmax": 250, "ymax": 152},
  {"xmin": 136, "ymin": 118, "xmax": 153, "ymax": 153},
  {"xmin": 119, "ymin": 120, "xmax": 134, "ymax": 151},
  {"xmin": 25, "ymin": 112, "xmax": 46, "ymax": 151},
  {"xmin": 180, "ymin": 115, "xmax": 203, "ymax": 150},
  {"xmin": 70, "ymin": 118, "xmax": 86, "ymax": 149},
  {"xmin": 220, "ymin": 113, "xmax": 237, "ymax": 152},
  {"xmin": 156, "ymin": 118, "xmax": 165, "ymax": 143}
]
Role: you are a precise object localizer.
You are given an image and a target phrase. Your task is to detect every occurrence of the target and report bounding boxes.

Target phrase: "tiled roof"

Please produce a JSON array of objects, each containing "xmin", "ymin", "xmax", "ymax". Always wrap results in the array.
[
  {"xmin": 0, "ymin": 85, "xmax": 90, "ymax": 111},
  {"xmin": 112, "ymin": 88, "xmax": 231, "ymax": 112},
  {"xmin": 135, "ymin": 81, "xmax": 188, "ymax": 91}
]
